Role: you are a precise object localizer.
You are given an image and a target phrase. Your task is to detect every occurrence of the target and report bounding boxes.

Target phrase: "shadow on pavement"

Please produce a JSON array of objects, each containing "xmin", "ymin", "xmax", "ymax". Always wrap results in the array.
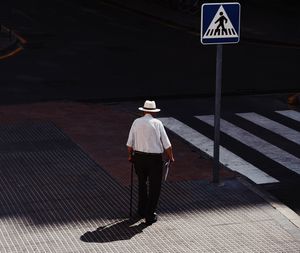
[
  {"xmin": 0, "ymin": 120, "xmax": 267, "ymax": 227},
  {"xmin": 80, "ymin": 218, "xmax": 147, "ymax": 243}
]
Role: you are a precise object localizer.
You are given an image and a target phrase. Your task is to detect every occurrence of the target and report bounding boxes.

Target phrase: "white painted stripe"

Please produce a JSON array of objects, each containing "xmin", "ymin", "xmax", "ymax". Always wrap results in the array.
[
  {"xmin": 159, "ymin": 117, "xmax": 278, "ymax": 184},
  {"xmin": 236, "ymin": 112, "xmax": 300, "ymax": 145},
  {"xmin": 196, "ymin": 115, "xmax": 300, "ymax": 175},
  {"xmin": 276, "ymin": 110, "xmax": 300, "ymax": 122}
]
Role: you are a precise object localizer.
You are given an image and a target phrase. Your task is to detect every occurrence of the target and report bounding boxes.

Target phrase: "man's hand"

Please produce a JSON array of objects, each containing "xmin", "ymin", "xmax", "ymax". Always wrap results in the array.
[
  {"xmin": 127, "ymin": 146, "xmax": 134, "ymax": 163},
  {"xmin": 165, "ymin": 147, "xmax": 175, "ymax": 163}
]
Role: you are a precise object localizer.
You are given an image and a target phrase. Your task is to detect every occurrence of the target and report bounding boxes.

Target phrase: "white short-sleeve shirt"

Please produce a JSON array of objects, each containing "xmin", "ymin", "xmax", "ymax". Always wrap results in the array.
[{"xmin": 126, "ymin": 114, "xmax": 171, "ymax": 154}]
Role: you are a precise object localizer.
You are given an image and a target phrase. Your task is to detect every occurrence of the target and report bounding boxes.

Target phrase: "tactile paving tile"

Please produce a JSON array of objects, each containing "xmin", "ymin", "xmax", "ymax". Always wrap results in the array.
[{"xmin": 0, "ymin": 122, "xmax": 299, "ymax": 252}]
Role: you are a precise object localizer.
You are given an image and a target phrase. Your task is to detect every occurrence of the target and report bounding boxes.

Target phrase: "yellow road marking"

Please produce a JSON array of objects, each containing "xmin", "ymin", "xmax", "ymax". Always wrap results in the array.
[{"xmin": 0, "ymin": 46, "xmax": 23, "ymax": 60}]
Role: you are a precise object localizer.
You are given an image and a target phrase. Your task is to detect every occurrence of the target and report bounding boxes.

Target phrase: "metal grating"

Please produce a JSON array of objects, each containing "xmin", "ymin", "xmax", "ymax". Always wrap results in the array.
[{"xmin": 0, "ymin": 122, "xmax": 299, "ymax": 252}]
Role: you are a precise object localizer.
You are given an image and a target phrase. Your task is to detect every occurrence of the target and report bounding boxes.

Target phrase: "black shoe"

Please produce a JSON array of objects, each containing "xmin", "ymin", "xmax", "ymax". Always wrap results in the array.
[{"xmin": 145, "ymin": 213, "xmax": 158, "ymax": 225}]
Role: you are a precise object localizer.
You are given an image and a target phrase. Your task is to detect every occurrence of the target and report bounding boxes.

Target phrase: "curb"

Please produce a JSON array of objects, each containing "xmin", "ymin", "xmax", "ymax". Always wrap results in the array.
[{"xmin": 238, "ymin": 177, "xmax": 300, "ymax": 231}]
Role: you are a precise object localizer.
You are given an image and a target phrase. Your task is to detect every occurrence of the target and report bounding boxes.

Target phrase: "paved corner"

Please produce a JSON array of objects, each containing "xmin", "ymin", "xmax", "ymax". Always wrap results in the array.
[{"xmin": 0, "ymin": 102, "xmax": 299, "ymax": 252}]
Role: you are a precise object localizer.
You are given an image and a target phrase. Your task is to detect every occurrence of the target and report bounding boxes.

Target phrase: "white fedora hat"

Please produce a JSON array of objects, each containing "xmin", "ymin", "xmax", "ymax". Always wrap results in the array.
[{"xmin": 138, "ymin": 100, "xmax": 161, "ymax": 112}]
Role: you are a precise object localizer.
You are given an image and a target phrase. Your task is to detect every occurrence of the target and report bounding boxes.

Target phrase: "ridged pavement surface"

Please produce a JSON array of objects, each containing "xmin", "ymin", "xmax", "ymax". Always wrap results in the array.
[{"xmin": 0, "ymin": 122, "xmax": 299, "ymax": 252}]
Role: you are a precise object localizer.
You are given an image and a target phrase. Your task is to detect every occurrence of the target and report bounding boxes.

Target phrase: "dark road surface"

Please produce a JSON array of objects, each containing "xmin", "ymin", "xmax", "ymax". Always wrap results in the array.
[{"xmin": 0, "ymin": 0, "xmax": 299, "ymax": 104}]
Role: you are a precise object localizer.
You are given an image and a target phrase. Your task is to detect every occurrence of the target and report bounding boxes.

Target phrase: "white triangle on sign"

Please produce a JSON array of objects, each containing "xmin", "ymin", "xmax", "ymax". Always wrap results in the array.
[{"xmin": 203, "ymin": 5, "xmax": 238, "ymax": 39}]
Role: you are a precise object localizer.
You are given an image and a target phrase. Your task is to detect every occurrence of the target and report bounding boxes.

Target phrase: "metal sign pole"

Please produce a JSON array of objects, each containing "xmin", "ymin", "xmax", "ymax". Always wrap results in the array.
[
  {"xmin": 213, "ymin": 44, "xmax": 223, "ymax": 184},
  {"xmin": 201, "ymin": 2, "xmax": 240, "ymax": 183}
]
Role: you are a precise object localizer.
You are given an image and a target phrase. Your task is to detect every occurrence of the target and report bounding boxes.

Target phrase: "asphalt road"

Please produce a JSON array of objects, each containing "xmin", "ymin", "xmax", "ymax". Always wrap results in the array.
[{"xmin": 0, "ymin": 0, "xmax": 299, "ymax": 104}]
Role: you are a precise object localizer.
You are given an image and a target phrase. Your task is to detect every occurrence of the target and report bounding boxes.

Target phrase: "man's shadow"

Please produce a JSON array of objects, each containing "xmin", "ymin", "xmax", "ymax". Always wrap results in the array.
[{"xmin": 80, "ymin": 218, "xmax": 147, "ymax": 243}]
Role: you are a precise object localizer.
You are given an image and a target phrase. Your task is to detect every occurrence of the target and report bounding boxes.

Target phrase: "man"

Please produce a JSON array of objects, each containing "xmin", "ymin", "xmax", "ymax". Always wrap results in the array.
[{"xmin": 127, "ymin": 100, "xmax": 174, "ymax": 225}]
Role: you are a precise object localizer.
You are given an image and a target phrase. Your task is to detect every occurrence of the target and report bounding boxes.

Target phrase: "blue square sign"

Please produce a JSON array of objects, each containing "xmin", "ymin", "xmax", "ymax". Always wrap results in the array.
[{"xmin": 201, "ymin": 2, "xmax": 240, "ymax": 45}]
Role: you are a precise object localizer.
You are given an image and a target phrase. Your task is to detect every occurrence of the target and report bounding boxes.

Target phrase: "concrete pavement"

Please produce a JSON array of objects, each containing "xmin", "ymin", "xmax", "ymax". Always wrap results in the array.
[
  {"xmin": 1, "ymin": 2, "xmax": 300, "ymax": 251},
  {"xmin": 0, "ymin": 101, "xmax": 299, "ymax": 252}
]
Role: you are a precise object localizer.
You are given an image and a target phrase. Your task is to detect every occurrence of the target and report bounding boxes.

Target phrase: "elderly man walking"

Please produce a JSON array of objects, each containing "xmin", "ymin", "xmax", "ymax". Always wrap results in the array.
[{"xmin": 127, "ymin": 100, "xmax": 174, "ymax": 225}]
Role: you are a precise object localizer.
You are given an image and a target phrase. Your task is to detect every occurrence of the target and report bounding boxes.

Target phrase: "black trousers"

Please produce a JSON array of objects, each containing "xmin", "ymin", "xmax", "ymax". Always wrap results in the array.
[{"xmin": 133, "ymin": 152, "xmax": 163, "ymax": 219}]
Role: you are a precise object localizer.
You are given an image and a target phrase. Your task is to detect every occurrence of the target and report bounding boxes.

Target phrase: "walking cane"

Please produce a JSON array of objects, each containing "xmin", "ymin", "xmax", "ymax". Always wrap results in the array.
[{"xmin": 129, "ymin": 162, "xmax": 134, "ymax": 218}]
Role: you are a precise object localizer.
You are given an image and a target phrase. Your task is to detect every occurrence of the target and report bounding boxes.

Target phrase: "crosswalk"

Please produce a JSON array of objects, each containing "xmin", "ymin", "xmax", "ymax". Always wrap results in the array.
[
  {"xmin": 236, "ymin": 112, "xmax": 300, "ymax": 145},
  {"xmin": 276, "ymin": 110, "xmax": 300, "ymax": 122},
  {"xmin": 159, "ymin": 110, "xmax": 300, "ymax": 185},
  {"xmin": 204, "ymin": 27, "xmax": 237, "ymax": 37}
]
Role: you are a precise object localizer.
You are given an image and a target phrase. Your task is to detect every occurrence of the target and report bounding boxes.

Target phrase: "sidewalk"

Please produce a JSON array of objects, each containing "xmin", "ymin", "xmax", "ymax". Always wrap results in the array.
[{"xmin": 0, "ymin": 101, "xmax": 299, "ymax": 252}]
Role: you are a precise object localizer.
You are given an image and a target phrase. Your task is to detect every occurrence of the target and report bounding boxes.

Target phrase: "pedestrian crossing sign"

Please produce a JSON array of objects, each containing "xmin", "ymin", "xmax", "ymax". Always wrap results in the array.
[{"xmin": 201, "ymin": 2, "xmax": 240, "ymax": 45}]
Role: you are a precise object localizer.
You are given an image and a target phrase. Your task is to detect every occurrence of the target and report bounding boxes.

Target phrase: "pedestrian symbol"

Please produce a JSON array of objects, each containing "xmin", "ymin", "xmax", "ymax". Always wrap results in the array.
[
  {"xmin": 204, "ymin": 6, "xmax": 237, "ymax": 38},
  {"xmin": 201, "ymin": 2, "xmax": 240, "ymax": 45}
]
